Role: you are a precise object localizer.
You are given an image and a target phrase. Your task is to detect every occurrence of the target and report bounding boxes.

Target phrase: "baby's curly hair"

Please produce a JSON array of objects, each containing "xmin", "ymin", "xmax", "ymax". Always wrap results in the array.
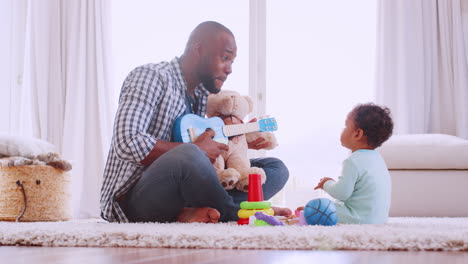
[{"xmin": 351, "ymin": 103, "xmax": 394, "ymax": 148}]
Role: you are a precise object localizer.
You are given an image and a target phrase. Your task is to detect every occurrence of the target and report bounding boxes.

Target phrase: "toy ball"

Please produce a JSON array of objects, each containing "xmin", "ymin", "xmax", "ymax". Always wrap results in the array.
[{"xmin": 303, "ymin": 198, "xmax": 338, "ymax": 226}]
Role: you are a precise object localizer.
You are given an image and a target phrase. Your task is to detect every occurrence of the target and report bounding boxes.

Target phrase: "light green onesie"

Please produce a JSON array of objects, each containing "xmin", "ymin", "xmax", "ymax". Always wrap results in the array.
[{"xmin": 323, "ymin": 149, "xmax": 391, "ymax": 224}]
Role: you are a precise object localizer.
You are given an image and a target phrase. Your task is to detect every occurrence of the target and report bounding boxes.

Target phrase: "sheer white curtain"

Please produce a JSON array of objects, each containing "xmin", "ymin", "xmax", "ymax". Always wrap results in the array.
[
  {"xmin": 376, "ymin": 0, "xmax": 468, "ymax": 139},
  {"xmin": 18, "ymin": 0, "xmax": 115, "ymax": 218},
  {"xmin": 464, "ymin": 0, "xmax": 468, "ymax": 68},
  {"xmin": 0, "ymin": 0, "xmax": 29, "ymax": 135}
]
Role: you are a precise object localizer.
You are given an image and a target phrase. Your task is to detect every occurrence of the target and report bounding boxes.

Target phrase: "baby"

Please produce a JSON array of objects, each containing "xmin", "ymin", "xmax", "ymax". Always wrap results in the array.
[{"xmin": 314, "ymin": 103, "xmax": 394, "ymax": 224}]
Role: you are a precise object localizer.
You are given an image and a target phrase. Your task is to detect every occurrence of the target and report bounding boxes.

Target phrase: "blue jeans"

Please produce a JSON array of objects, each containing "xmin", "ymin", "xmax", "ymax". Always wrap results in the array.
[{"xmin": 120, "ymin": 144, "xmax": 289, "ymax": 222}]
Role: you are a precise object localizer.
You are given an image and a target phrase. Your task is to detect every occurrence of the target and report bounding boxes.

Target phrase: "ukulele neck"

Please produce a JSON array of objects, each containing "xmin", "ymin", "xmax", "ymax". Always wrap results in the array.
[{"xmin": 222, "ymin": 123, "xmax": 259, "ymax": 137}]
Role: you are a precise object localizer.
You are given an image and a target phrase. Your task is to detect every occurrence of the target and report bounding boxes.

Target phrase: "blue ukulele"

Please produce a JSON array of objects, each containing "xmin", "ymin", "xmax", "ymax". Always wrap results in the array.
[{"xmin": 173, "ymin": 114, "xmax": 278, "ymax": 145}]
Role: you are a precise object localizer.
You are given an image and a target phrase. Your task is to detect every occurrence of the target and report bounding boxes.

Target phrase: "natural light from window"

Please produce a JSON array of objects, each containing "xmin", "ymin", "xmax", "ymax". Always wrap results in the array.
[
  {"xmin": 111, "ymin": 0, "xmax": 377, "ymax": 209},
  {"xmin": 266, "ymin": 0, "xmax": 377, "ymax": 207},
  {"xmin": 111, "ymin": 0, "xmax": 249, "ymax": 96}
]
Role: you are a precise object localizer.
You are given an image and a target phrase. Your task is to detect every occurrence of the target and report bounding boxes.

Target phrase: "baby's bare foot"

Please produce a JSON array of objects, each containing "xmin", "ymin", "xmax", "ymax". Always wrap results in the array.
[{"xmin": 176, "ymin": 207, "xmax": 221, "ymax": 223}]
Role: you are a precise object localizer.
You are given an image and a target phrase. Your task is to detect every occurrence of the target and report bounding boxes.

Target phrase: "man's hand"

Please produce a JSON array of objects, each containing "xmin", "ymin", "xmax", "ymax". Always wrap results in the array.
[
  {"xmin": 223, "ymin": 116, "xmax": 241, "ymax": 144},
  {"xmin": 245, "ymin": 118, "xmax": 272, "ymax": 150},
  {"xmin": 314, "ymin": 177, "xmax": 334, "ymax": 190},
  {"xmin": 193, "ymin": 129, "xmax": 229, "ymax": 163},
  {"xmin": 247, "ymin": 137, "xmax": 271, "ymax": 150}
]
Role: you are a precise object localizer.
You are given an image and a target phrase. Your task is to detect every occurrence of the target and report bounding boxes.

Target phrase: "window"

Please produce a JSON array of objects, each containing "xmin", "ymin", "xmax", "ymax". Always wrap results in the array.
[
  {"xmin": 111, "ymin": 0, "xmax": 378, "ymax": 208},
  {"xmin": 111, "ymin": 0, "xmax": 249, "ymax": 95},
  {"xmin": 266, "ymin": 0, "xmax": 377, "ymax": 207}
]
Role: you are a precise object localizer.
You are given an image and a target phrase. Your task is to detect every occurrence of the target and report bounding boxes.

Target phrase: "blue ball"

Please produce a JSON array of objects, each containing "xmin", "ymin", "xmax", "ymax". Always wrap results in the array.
[{"xmin": 303, "ymin": 198, "xmax": 338, "ymax": 226}]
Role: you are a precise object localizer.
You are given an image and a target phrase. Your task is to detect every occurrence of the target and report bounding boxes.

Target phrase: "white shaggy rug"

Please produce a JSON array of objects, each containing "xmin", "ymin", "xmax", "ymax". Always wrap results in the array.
[{"xmin": 0, "ymin": 217, "xmax": 467, "ymax": 251}]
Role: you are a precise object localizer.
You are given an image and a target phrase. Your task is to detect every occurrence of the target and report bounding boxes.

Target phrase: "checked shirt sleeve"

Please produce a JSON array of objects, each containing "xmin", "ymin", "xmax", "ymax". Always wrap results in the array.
[{"xmin": 112, "ymin": 67, "xmax": 164, "ymax": 164}]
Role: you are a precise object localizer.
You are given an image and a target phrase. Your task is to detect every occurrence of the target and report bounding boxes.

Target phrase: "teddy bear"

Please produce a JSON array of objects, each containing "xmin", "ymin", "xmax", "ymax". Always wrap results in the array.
[{"xmin": 206, "ymin": 90, "xmax": 278, "ymax": 192}]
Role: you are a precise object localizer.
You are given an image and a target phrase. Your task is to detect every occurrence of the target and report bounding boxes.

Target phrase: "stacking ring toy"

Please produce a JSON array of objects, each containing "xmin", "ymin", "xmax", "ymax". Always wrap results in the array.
[
  {"xmin": 237, "ymin": 218, "xmax": 250, "ymax": 225},
  {"xmin": 254, "ymin": 220, "xmax": 269, "ymax": 226},
  {"xmin": 238, "ymin": 208, "xmax": 274, "ymax": 219},
  {"xmin": 240, "ymin": 201, "xmax": 271, "ymax": 210},
  {"xmin": 255, "ymin": 212, "xmax": 284, "ymax": 226}
]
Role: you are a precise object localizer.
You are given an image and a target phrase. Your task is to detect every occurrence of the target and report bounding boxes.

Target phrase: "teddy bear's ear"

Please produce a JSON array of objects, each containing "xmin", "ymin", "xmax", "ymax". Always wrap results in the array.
[
  {"xmin": 220, "ymin": 96, "xmax": 235, "ymax": 114},
  {"xmin": 243, "ymin": 96, "xmax": 254, "ymax": 113}
]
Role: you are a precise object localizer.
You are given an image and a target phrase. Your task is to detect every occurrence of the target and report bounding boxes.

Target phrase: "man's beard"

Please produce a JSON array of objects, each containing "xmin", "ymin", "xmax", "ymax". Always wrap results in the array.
[
  {"xmin": 201, "ymin": 76, "xmax": 221, "ymax": 94},
  {"xmin": 197, "ymin": 60, "xmax": 222, "ymax": 94}
]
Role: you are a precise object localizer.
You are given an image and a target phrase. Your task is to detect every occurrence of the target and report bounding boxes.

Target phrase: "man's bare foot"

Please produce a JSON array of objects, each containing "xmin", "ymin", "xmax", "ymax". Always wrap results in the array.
[
  {"xmin": 176, "ymin": 207, "xmax": 221, "ymax": 223},
  {"xmin": 272, "ymin": 206, "xmax": 292, "ymax": 216}
]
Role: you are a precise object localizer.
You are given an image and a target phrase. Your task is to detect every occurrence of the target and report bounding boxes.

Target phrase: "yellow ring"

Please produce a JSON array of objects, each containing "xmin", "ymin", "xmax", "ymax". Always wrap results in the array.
[{"xmin": 237, "ymin": 208, "xmax": 274, "ymax": 219}]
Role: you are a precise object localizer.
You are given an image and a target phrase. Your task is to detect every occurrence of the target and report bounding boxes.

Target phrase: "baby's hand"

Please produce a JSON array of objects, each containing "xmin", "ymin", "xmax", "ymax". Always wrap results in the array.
[{"xmin": 314, "ymin": 177, "xmax": 334, "ymax": 190}]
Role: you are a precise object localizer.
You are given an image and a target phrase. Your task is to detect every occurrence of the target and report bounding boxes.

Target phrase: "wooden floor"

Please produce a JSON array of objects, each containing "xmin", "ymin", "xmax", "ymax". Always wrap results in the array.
[{"xmin": 0, "ymin": 246, "xmax": 467, "ymax": 264}]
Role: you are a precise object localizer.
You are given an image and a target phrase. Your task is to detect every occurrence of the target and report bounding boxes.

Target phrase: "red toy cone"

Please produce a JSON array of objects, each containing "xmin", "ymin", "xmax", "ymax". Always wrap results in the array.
[{"xmin": 247, "ymin": 174, "xmax": 264, "ymax": 202}]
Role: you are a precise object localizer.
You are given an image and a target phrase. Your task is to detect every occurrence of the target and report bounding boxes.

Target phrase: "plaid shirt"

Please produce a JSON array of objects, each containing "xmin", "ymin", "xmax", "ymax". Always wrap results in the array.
[{"xmin": 100, "ymin": 57, "xmax": 209, "ymax": 222}]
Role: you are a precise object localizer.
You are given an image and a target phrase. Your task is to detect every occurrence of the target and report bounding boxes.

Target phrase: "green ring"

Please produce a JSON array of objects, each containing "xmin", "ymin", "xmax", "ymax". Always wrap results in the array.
[
  {"xmin": 254, "ymin": 219, "xmax": 269, "ymax": 226},
  {"xmin": 240, "ymin": 201, "xmax": 271, "ymax": 210}
]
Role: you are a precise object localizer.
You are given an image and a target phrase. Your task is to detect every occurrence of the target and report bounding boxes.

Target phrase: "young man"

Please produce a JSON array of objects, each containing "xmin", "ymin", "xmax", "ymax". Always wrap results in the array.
[{"xmin": 100, "ymin": 21, "xmax": 290, "ymax": 223}]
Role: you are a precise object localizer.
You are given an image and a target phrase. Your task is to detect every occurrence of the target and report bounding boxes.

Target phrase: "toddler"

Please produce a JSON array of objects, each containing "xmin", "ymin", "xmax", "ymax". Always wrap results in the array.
[{"xmin": 314, "ymin": 103, "xmax": 394, "ymax": 224}]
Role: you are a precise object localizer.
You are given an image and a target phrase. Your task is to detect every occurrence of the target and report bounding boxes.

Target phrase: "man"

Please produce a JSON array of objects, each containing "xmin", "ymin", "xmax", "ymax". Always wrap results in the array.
[{"xmin": 100, "ymin": 21, "xmax": 290, "ymax": 223}]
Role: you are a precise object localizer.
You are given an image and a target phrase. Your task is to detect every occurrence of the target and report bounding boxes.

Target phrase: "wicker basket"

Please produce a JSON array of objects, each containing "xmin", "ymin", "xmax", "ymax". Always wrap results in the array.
[{"xmin": 0, "ymin": 165, "xmax": 71, "ymax": 221}]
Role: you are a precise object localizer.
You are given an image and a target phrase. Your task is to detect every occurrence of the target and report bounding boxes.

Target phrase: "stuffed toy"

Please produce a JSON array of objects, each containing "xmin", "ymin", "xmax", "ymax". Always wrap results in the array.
[
  {"xmin": 206, "ymin": 90, "xmax": 278, "ymax": 192},
  {"xmin": 0, "ymin": 135, "xmax": 72, "ymax": 171}
]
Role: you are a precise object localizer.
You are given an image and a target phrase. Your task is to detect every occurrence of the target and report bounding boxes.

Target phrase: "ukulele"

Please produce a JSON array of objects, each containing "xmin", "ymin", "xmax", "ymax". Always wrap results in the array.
[{"xmin": 173, "ymin": 114, "xmax": 278, "ymax": 144}]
